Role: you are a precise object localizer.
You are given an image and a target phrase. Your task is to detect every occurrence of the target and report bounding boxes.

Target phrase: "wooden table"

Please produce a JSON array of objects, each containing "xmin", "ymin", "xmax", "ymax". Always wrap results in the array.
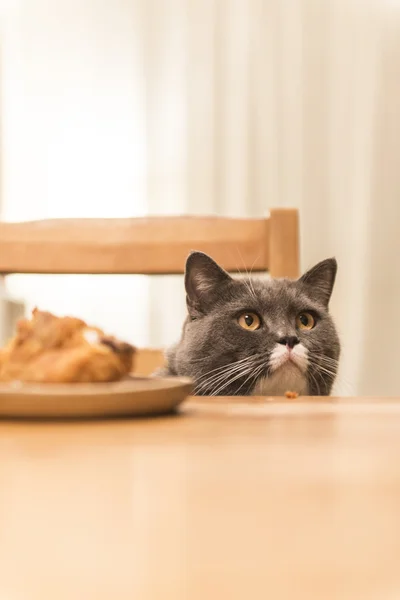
[{"xmin": 0, "ymin": 396, "xmax": 400, "ymax": 600}]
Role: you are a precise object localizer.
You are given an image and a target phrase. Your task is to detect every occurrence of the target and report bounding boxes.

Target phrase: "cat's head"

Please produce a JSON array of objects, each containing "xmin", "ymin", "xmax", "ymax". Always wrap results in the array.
[{"xmin": 171, "ymin": 252, "xmax": 340, "ymax": 396}]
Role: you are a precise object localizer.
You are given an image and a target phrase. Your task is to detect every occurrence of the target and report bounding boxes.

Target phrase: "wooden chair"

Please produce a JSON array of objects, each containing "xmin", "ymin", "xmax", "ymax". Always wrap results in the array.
[{"xmin": 0, "ymin": 208, "xmax": 299, "ymax": 375}]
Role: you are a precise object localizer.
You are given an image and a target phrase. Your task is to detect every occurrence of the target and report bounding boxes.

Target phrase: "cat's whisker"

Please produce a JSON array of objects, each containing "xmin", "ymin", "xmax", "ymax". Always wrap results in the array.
[
  {"xmin": 305, "ymin": 344, "xmax": 340, "ymax": 365},
  {"xmin": 210, "ymin": 365, "xmax": 257, "ymax": 396},
  {"xmin": 309, "ymin": 364, "xmax": 338, "ymax": 385},
  {"xmin": 312, "ymin": 356, "xmax": 340, "ymax": 369},
  {"xmin": 204, "ymin": 355, "xmax": 266, "ymax": 396},
  {"xmin": 310, "ymin": 363, "xmax": 337, "ymax": 378},
  {"xmin": 226, "ymin": 359, "xmax": 266, "ymax": 395},
  {"xmin": 234, "ymin": 374, "xmax": 256, "ymax": 396},
  {"xmin": 210, "ymin": 375, "xmax": 248, "ymax": 397},
  {"xmin": 246, "ymin": 256, "xmax": 261, "ymax": 302},
  {"xmin": 307, "ymin": 369, "xmax": 321, "ymax": 396},
  {"xmin": 319, "ymin": 372, "xmax": 355, "ymax": 396},
  {"xmin": 197, "ymin": 357, "xmax": 266, "ymax": 395},
  {"xmin": 205, "ymin": 353, "xmax": 265, "ymax": 376},
  {"xmin": 194, "ymin": 355, "xmax": 265, "ymax": 394},
  {"xmin": 237, "ymin": 275, "xmax": 258, "ymax": 305},
  {"xmin": 301, "ymin": 349, "xmax": 343, "ymax": 395},
  {"xmin": 312, "ymin": 363, "xmax": 355, "ymax": 394},
  {"xmin": 203, "ymin": 368, "xmax": 247, "ymax": 396},
  {"xmin": 307, "ymin": 354, "xmax": 342, "ymax": 376},
  {"xmin": 245, "ymin": 279, "xmax": 258, "ymax": 303},
  {"xmin": 195, "ymin": 366, "xmax": 246, "ymax": 394},
  {"xmin": 309, "ymin": 357, "xmax": 337, "ymax": 377},
  {"xmin": 306, "ymin": 350, "xmax": 342, "ymax": 376},
  {"xmin": 236, "ymin": 363, "xmax": 266, "ymax": 396},
  {"xmin": 235, "ymin": 251, "xmax": 261, "ymax": 305},
  {"xmin": 195, "ymin": 361, "xmax": 258, "ymax": 391},
  {"xmin": 195, "ymin": 355, "xmax": 256, "ymax": 384},
  {"xmin": 308, "ymin": 359, "xmax": 355, "ymax": 395},
  {"xmin": 231, "ymin": 366, "xmax": 262, "ymax": 396}
]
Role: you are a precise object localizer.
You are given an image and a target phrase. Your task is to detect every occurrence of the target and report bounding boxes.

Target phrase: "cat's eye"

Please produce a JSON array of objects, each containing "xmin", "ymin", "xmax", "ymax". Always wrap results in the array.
[
  {"xmin": 296, "ymin": 312, "xmax": 315, "ymax": 331},
  {"xmin": 238, "ymin": 312, "xmax": 261, "ymax": 331}
]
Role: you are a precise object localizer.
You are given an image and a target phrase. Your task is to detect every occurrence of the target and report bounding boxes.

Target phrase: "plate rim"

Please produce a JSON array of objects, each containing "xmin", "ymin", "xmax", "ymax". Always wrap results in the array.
[{"xmin": 0, "ymin": 376, "xmax": 193, "ymax": 397}]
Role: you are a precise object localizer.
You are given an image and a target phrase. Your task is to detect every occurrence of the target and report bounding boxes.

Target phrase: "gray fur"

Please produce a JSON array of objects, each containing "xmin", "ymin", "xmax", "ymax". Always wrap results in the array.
[{"xmin": 160, "ymin": 252, "xmax": 340, "ymax": 396}]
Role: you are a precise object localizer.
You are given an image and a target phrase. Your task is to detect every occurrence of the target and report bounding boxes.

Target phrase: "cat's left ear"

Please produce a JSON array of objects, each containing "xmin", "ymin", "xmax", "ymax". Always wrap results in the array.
[
  {"xmin": 185, "ymin": 252, "xmax": 232, "ymax": 315},
  {"xmin": 299, "ymin": 258, "xmax": 337, "ymax": 307}
]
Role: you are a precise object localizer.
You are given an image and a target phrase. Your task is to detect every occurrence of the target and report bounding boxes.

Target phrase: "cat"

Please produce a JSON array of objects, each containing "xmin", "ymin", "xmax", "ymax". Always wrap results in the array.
[{"xmin": 159, "ymin": 251, "xmax": 340, "ymax": 396}]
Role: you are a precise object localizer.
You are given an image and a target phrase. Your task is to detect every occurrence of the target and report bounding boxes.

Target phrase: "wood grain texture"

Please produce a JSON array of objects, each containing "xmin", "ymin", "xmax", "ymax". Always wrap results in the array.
[
  {"xmin": 0, "ymin": 217, "xmax": 270, "ymax": 275},
  {"xmin": 0, "ymin": 211, "xmax": 299, "ymax": 276},
  {"xmin": 0, "ymin": 396, "xmax": 399, "ymax": 600},
  {"xmin": 269, "ymin": 208, "xmax": 300, "ymax": 278}
]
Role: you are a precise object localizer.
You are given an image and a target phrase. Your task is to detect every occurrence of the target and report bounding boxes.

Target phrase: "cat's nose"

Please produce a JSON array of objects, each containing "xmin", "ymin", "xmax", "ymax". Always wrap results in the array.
[{"xmin": 278, "ymin": 336, "xmax": 299, "ymax": 349}]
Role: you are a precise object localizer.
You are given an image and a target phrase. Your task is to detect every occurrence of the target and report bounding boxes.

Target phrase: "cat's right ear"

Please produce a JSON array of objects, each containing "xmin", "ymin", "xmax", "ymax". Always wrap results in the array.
[{"xmin": 185, "ymin": 252, "xmax": 232, "ymax": 316}]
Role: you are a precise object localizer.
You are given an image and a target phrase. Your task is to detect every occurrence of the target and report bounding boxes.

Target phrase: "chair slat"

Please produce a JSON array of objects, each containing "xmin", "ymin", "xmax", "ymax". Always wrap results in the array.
[{"xmin": 0, "ymin": 216, "xmax": 270, "ymax": 275}]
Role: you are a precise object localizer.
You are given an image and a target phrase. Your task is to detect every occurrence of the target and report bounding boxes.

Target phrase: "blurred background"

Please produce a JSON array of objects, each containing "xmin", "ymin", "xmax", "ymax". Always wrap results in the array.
[{"xmin": 0, "ymin": 0, "xmax": 399, "ymax": 395}]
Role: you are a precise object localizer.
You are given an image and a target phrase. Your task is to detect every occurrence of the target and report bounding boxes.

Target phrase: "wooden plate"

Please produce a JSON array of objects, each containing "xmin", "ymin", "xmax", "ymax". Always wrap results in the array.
[{"xmin": 0, "ymin": 377, "xmax": 193, "ymax": 419}]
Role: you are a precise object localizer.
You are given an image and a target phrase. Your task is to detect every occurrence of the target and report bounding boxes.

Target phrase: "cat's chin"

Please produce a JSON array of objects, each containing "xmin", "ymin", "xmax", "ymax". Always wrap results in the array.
[{"xmin": 252, "ymin": 363, "xmax": 309, "ymax": 397}]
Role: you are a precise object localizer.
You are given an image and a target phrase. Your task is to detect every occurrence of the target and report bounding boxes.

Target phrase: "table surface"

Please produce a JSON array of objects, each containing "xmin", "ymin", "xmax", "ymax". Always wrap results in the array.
[{"xmin": 1, "ymin": 396, "xmax": 400, "ymax": 600}]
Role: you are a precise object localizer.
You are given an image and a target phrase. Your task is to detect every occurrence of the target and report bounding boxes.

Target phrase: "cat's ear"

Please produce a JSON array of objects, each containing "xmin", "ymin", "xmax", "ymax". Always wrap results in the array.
[
  {"xmin": 185, "ymin": 252, "xmax": 232, "ymax": 315},
  {"xmin": 299, "ymin": 258, "xmax": 337, "ymax": 307}
]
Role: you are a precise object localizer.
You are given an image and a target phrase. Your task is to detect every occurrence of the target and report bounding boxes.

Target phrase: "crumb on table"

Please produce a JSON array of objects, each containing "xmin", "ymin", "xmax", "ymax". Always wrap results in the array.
[{"xmin": 285, "ymin": 390, "xmax": 299, "ymax": 399}]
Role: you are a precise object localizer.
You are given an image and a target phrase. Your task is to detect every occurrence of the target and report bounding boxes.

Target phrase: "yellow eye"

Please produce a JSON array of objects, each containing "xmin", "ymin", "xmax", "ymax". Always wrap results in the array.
[
  {"xmin": 296, "ymin": 312, "xmax": 315, "ymax": 331},
  {"xmin": 238, "ymin": 312, "xmax": 261, "ymax": 331}
]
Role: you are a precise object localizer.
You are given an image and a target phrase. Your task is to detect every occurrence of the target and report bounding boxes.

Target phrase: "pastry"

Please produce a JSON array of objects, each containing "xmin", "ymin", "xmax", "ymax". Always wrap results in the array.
[{"xmin": 0, "ymin": 309, "xmax": 135, "ymax": 383}]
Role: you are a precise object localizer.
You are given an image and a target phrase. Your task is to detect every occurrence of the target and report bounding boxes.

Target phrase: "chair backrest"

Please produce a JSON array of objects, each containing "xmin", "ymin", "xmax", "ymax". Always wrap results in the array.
[{"xmin": 0, "ymin": 208, "xmax": 299, "ymax": 374}]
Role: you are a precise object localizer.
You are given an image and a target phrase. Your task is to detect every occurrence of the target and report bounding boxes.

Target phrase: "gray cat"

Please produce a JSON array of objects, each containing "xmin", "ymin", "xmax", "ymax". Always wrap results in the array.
[{"xmin": 161, "ymin": 252, "xmax": 340, "ymax": 396}]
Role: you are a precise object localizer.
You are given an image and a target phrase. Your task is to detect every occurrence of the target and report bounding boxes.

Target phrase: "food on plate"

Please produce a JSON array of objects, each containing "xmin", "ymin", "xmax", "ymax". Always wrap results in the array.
[
  {"xmin": 0, "ymin": 308, "xmax": 135, "ymax": 383},
  {"xmin": 284, "ymin": 390, "xmax": 299, "ymax": 399}
]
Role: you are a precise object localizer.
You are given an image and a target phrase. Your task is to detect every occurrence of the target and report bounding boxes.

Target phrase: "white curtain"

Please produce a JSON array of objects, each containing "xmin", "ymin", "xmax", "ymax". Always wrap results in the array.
[
  {"xmin": 1, "ymin": 0, "xmax": 399, "ymax": 395},
  {"xmin": 0, "ymin": 0, "xmax": 150, "ymax": 346}
]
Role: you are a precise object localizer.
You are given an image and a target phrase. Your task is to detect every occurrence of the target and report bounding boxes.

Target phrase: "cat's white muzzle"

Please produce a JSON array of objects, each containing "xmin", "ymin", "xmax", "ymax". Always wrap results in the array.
[
  {"xmin": 269, "ymin": 342, "xmax": 309, "ymax": 374},
  {"xmin": 253, "ymin": 343, "xmax": 309, "ymax": 396}
]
